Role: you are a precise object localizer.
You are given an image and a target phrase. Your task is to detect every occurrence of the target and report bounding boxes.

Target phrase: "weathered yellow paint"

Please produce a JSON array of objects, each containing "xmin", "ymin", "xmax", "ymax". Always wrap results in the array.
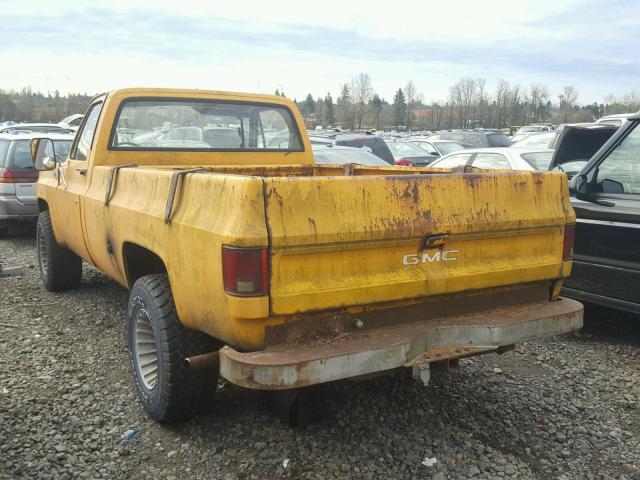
[{"xmin": 36, "ymin": 88, "xmax": 576, "ymax": 352}]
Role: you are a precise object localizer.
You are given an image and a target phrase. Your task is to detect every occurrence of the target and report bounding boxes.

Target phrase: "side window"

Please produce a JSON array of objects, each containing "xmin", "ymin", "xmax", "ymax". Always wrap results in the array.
[
  {"xmin": 595, "ymin": 123, "xmax": 640, "ymax": 195},
  {"xmin": 433, "ymin": 152, "xmax": 473, "ymax": 168},
  {"xmin": 70, "ymin": 102, "xmax": 103, "ymax": 161},
  {"xmin": 471, "ymin": 153, "xmax": 511, "ymax": 169}
]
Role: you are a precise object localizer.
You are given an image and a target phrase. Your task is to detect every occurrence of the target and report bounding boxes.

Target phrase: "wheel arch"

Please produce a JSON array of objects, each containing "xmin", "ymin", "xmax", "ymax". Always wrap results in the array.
[{"xmin": 122, "ymin": 242, "xmax": 168, "ymax": 289}]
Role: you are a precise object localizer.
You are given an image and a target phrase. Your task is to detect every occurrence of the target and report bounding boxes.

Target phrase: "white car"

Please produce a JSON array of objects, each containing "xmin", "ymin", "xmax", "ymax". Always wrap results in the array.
[
  {"xmin": 511, "ymin": 131, "xmax": 557, "ymax": 149},
  {"xmin": 595, "ymin": 113, "xmax": 636, "ymax": 127},
  {"xmin": 429, "ymin": 147, "xmax": 554, "ymax": 171}
]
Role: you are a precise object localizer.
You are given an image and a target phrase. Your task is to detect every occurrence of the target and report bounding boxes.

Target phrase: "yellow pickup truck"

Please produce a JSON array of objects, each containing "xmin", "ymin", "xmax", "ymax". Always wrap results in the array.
[{"xmin": 30, "ymin": 88, "xmax": 582, "ymax": 423}]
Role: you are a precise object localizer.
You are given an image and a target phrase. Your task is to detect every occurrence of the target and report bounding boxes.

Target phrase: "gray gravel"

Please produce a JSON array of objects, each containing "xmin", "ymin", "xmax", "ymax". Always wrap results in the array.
[{"xmin": 1, "ymin": 229, "xmax": 639, "ymax": 480}]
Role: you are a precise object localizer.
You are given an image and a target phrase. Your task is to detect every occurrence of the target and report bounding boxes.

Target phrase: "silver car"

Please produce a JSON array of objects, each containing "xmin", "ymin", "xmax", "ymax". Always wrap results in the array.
[
  {"xmin": 429, "ymin": 147, "xmax": 554, "ymax": 171},
  {"xmin": 0, "ymin": 132, "xmax": 74, "ymax": 237}
]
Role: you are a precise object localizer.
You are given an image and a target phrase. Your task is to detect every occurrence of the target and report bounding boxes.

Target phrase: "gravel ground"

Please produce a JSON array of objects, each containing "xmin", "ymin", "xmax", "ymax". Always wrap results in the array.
[{"xmin": 1, "ymin": 228, "xmax": 639, "ymax": 480}]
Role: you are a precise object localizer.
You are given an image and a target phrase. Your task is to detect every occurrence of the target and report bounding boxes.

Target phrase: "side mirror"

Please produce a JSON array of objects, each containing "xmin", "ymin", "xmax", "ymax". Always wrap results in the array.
[
  {"xmin": 31, "ymin": 138, "xmax": 57, "ymax": 171},
  {"xmin": 569, "ymin": 174, "xmax": 588, "ymax": 198}
]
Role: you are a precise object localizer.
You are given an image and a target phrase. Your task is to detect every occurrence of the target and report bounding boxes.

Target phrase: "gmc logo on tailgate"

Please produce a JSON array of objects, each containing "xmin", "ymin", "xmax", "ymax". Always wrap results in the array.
[{"xmin": 402, "ymin": 250, "xmax": 459, "ymax": 265}]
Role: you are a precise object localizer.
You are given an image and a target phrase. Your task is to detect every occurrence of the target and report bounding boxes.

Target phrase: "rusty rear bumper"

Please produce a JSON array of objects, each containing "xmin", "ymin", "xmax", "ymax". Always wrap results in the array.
[{"xmin": 218, "ymin": 297, "xmax": 583, "ymax": 390}]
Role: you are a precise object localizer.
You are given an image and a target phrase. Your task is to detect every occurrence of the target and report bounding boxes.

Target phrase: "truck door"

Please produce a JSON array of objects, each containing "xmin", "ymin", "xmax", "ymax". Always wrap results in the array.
[
  {"xmin": 50, "ymin": 101, "xmax": 103, "ymax": 261},
  {"xmin": 565, "ymin": 120, "xmax": 640, "ymax": 312}
]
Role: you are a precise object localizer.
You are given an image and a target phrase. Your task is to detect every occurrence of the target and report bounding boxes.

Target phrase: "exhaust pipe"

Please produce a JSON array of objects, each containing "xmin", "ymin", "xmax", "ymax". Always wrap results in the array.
[{"xmin": 184, "ymin": 351, "xmax": 219, "ymax": 370}]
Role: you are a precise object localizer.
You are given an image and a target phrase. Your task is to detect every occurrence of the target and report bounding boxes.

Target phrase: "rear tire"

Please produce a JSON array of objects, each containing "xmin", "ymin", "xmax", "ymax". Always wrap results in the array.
[
  {"xmin": 127, "ymin": 273, "xmax": 220, "ymax": 423},
  {"xmin": 36, "ymin": 211, "xmax": 82, "ymax": 291}
]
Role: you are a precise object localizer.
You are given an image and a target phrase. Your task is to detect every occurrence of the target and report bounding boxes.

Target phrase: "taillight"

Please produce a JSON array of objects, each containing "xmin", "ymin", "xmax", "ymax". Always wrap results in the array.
[
  {"xmin": 563, "ymin": 224, "xmax": 575, "ymax": 261},
  {"xmin": 0, "ymin": 168, "xmax": 37, "ymax": 184},
  {"xmin": 395, "ymin": 159, "xmax": 415, "ymax": 167},
  {"xmin": 222, "ymin": 246, "xmax": 269, "ymax": 296}
]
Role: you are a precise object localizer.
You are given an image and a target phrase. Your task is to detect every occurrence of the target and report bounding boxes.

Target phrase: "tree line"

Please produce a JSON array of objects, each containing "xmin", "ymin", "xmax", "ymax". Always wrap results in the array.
[
  {"xmin": 294, "ymin": 74, "xmax": 640, "ymax": 131},
  {"xmin": 1, "ymin": 80, "xmax": 639, "ymax": 131},
  {"xmin": 0, "ymin": 87, "xmax": 94, "ymax": 123}
]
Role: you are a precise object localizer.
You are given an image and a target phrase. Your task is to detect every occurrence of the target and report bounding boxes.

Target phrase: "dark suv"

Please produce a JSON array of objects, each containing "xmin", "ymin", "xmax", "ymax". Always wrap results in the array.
[
  {"xmin": 437, "ymin": 130, "xmax": 511, "ymax": 148},
  {"xmin": 562, "ymin": 114, "xmax": 640, "ymax": 314}
]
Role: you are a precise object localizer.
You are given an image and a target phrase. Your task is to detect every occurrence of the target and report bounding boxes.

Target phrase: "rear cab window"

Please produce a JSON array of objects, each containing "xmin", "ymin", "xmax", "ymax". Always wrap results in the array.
[{"xmin": 110, "ymin": 99, "xmax": 303, "ymax": 151}]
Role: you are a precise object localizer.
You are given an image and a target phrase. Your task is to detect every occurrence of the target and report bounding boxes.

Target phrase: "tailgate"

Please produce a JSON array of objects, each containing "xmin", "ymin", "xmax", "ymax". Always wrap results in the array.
[{"xmin": 265, "ymin": 171, "xmax": 574, "ymax": 315}]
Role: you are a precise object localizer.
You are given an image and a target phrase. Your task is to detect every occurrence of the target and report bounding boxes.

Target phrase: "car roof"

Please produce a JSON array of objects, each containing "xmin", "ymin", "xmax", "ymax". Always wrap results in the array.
[
  {"xmin": 446, "ymin": 147, "xmax": 552, "ymax": 155},
  {"xmin": 0, "ymin": 132, "xmax": 75, "ymax": 141},
  {"xmin": 598, "ymin": 112, "xmax": 638, "ymax": 120}
]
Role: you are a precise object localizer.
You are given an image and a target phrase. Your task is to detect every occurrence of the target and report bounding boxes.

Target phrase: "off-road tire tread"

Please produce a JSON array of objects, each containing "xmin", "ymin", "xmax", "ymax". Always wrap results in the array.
[
  {"xmin": 129, "ymin": 274, "xmax": 219, "ymax": 423},
  {"xmin": 37, "ymin": 211, "xmax": 82, "ymax": 291}
]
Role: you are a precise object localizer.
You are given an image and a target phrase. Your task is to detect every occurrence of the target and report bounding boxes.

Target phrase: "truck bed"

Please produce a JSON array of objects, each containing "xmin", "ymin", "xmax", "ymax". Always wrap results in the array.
[{"xmin": 81, "ymin": 163, "xmax": 574, "ymax": 350}]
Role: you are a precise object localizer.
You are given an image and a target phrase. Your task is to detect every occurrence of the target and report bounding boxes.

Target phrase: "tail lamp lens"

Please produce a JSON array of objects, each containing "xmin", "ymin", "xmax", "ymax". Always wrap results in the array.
[
  {"xmin": 0, "ymin": 168, "xmax": 38, "ymax": 184},
  {"xmin": 222, "ymin": 246, "xmax": 269, "ymax": 296},
  {"xmin": 394, "ymin": 159, "xmax": 415, "ymax": 167},
  {"xmin": 563, "ymin": 224, "xmax": 575, "ymax": 261}
]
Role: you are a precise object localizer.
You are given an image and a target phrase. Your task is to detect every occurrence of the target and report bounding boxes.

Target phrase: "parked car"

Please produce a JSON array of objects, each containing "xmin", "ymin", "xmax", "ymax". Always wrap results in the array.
[
  {"xmin": 332, "ymin": 133, "xmax": 395, "ymax": 164},
  {"xmin": 511, "ymin": 131, "xmax": 557, "ymax": 149},
  {"xmin": 0, "ymin": 123, "xmax": 74, "ymax": 134},
  {"xmin": 386, "ymin": 141, "xmax": 438, "ymax": 166},
  {"xmin": 513, "ymin": 124, "xmax": 554, "ymax": 135},
  {"xmin": 312, "ymin": 145, "xmax": 391, "ymax": 166},
  {"xmin": 595, "ymin": 113, "xmax": 637, "ymax": 127},
  {"xmin": 0, "ymin": 132, "xmax": 74, "ymax": 237},
  {"xmin": 404, "ymin": 139, "xmax": 465, "ymax": 157},
  {"xmin": 549, "ymin": 123, "xmax": 619, "ymax": 179},
  {"xmin": 429, "ymin": 147, "xmax": 553, "ymax": 171},
  {"xmin": 555, "ymin": 113, "xmax": 640, "ymax": 314},
  {"xmin": 59, "ymin": 114, "xmax": 84, "ymax": 130},
  {"xmin": 437, "ymin": 130, "xmax": 511, "ymax": 148}
]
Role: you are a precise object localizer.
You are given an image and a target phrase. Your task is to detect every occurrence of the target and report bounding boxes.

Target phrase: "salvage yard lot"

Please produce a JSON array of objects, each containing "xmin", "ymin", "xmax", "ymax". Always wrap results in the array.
[{"xmin": 1, "ymin": 230, "xmax": 639, "ymax": 480}]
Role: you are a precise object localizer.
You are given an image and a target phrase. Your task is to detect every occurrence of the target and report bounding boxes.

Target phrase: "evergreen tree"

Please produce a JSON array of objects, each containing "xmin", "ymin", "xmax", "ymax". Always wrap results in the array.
[
  {"xmin": 324, "ymin": 93, "xmax": 335, "ymax": 127},
  {"xmin": 370, "ymin": 94, "xmax": 383, "ymax": 129},
  {"xmin": 392, "ymin": 88, "xmax": 407, "ymax": 128},
  {"xmin": 302, "ymin": 94, "xmax": 316, "ymax": 115}
]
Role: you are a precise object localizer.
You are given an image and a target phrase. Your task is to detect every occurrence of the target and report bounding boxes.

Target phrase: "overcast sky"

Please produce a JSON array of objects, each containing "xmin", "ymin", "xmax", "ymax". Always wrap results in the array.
[{"xmin": 1, "ymin": 0, "xmax": 638, "ymax": 104}]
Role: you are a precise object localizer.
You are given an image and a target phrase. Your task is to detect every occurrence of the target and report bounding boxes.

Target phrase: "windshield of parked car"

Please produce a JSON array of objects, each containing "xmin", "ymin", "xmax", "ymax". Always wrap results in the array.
[
  {"xmin": 487, "ymin": 134, "xmax": 511, "ymax": 147},
  {"xmin": 520, "ymin": 151, "xmax": 554, "ymax": 170},
  {"xmin": 7, "ymin": 140, "xmax": 72, "ymax": 171},
  {"xmin": 388, "ymin": 142, "xmax": 428, "ymax": 157},
  {"xmin": 111, "ymin": 99, "xmax": 303, "ymax": 151},
  {"xmin": 313, "ymin": 148, "xmax": 390, "ymax": 166},
  {"xmin": 434, "ymin": 142, "xmax": 465, "ymax": 155}
]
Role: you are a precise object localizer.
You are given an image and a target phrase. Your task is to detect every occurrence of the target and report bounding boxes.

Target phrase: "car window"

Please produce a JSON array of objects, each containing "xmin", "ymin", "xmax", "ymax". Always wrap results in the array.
[
  {"xmin": 471, "ymin": 153, "xmax": 511, "ymax": 169},
  {"xmin": 314, "ymin": 148, "xmax": 389, "ymax": 166},
  {"xmin": 486, "ymin": 134, "xmax": 511, "ymax": 147},
  {"xmin": 389, "ymin": 142, "xmax": 427, "ymax": 156},
  {"xmin": 7, "ymin": 141, "xmax": 34, "ymax": 171},
  {"xmin": 71, "ymin": 102, "xmax": 103, "ymax": 161},
  {"xmin": 0, "ymin": 140, "xmax": 9, "ymax": 165},
  {"xmin": 435, "ymin": 142, "xmax": 464, "ymax": 155},
  {"xmin": 520, "ymin": 151, "xmax": 553, "ymax": 170},
  {"xmin": 432, "ymin": 152, "xmax": 473, "ymax": 168},
  {"xmin": 464, "ymin": 133, "xmax": 485, "ymax": 147},
  {"xmin": 598, "ymin": 119, "xmax": 622, "ymax": 127},
  {"xmin": 595, "ymin": 123, "xmax": 640, "ymax": 195}
]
